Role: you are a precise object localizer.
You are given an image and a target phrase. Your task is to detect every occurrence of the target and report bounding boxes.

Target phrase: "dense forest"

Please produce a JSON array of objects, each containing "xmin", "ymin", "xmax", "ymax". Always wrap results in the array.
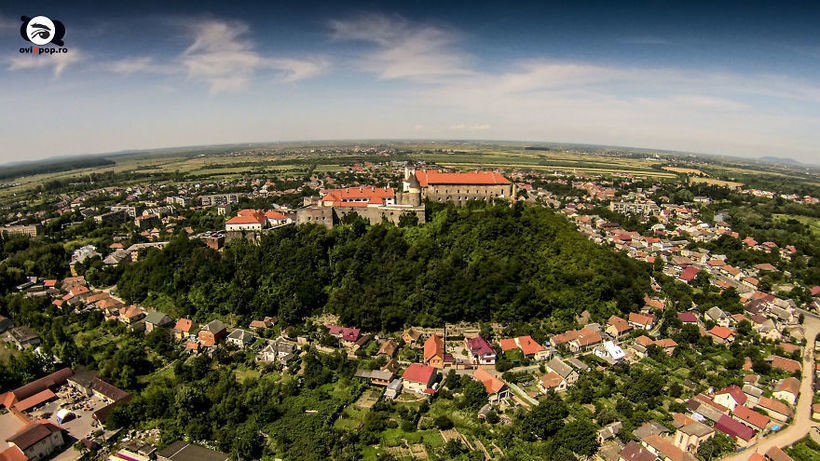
[{"xmin": 115, "ymin": 202, "xmax": 652, "ymax": 331}]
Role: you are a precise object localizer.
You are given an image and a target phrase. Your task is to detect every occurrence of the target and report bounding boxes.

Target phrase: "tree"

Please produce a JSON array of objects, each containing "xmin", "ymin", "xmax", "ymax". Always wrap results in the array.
[
  {"xmin": 522, "ymin": 391, "xmax": 568, "ymax": 440},
  {"xmin": 697, "ymin": 433, "xmax": 735, "ymax": 460},
  {"xmin": 460, "ymin": 379, "xmax": 488, "ymax": 410},
  {"xmin": 554, "ymin": 419, "xmax": 599, "ymax": 457}
]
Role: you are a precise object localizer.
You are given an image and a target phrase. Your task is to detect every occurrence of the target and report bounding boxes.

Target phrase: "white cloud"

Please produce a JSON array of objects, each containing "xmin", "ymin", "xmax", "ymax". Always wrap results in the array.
[
  {"xmin": 106, "ymin": 18, "xmax": 329, "ymax": 94},
  {"xmin": 108, "ymin": 56, "xmax": 176, "ymax": 75},
  {"xmin": 330, "ymin": 14, "xmax": 472, "ymax": 81},
  {"xmin": 8, "ymin": 50, "xmax": 83, "ymax": 77},
  {"xmin": 449, "ymin": 123, "xmax": 490, "ymax": 131}
]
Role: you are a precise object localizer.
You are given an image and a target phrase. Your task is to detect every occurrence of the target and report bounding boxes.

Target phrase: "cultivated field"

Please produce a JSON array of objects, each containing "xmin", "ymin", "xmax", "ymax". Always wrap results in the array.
[{"xmin": 689, "ymin": 177, "xmax": 744, "ymax": 188}]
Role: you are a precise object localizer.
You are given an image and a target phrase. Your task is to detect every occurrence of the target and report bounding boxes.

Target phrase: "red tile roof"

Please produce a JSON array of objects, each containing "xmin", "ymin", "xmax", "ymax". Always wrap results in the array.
[
  {"xmin": 402, "ymin": 363, "xmax": 436, "ymax": 385},
  {"xmin": 517, "ymin": 335, "xmax": 545, "ymax": 355},
  {"xmin": 716, "ymin": 385, "xmax": 748, "ymax": 406},
  {"xmin": 709, "ymin": 326, "xmax": 735, "ymax": 340},
  {"xmin": 473, "ymin": 368, "xmax": 506, "ymax": 394},
  {"xmin": 424, "ymin": 334, "xmax": 444, "ymax": 362},
  {"xmin": 680, "ymin": 266, "xmax": 700, "ymax": 282},
  {"xmin": 174, "ymin": 318, "xmax": 193, "ymax": 333},
  {"xmin": 715, "ymin": 415, "xmax": 756, "ymax": 441},
  {"xmin": 414, "ymin": 170, "xmax": 511, "ymax": 186},
  {"xmin": 757, "ymin": 397, "xmax": 791, "ymax": 417},
  {"xmin": 498, "ymin": 338, "xmax": 518, "ymax": 351},
  {"xmin": 226, "ymin": 215, "xmax": 265, "ymax": 225},
  {"xmin": 0, "ymin": 446, "xmax": 27, "ymax": 461},
  {"xmin": 12, "ymin": 389, "xmax": 56, "ymax": 412},
  {"xmin": 771, "ymin": 356, "xmax": 801, "ymax": 373},
  {"xmin": 732, "ymin": 405, "xmax": 770, "ymax": 430},
  {"xmin": 678, "ymin": 312, "xmax": 698, "ymax": 323}
]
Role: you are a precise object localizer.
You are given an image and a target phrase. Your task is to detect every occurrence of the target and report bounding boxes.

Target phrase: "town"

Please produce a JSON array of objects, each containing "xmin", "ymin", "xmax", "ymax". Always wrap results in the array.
[{"xmin": 0, "ymin": 143, "xmax": 818, "ymax": 461}]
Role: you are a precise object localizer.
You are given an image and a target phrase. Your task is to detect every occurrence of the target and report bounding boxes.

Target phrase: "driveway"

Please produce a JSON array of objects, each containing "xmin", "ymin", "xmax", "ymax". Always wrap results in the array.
[{"xmin": 722, "ymin": 312, "xmax": 819, "ymax": 460}]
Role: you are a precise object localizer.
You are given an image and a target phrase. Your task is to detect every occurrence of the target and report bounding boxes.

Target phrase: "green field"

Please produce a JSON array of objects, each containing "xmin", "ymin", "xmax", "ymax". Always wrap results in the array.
[{"xmin": 774, "ymin": 214, "xmax": 820, "ymax": 237}]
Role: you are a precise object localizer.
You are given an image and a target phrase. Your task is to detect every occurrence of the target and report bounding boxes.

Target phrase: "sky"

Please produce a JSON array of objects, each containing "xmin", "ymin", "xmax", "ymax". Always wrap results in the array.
[{"xmin": 1, "ymin": 1, "xmax": 819, "ymax": 164}]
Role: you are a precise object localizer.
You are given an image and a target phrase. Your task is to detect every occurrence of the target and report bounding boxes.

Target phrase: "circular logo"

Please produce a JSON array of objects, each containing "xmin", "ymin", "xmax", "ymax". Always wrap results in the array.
[{"xmin": 25, "ymin": 16, "xmax": 56, "ymax": 45}]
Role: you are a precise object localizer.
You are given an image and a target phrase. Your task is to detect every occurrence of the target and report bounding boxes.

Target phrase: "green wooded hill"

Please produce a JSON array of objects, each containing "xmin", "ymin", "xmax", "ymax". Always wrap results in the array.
[{"xmin": 116, "ymin": 202, "xmax": 651, "ymax": 331}]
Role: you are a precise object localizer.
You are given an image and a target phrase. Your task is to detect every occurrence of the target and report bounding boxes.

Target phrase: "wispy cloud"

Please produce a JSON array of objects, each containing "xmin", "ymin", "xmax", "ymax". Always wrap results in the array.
[
  {"xmin": 449, "ymin": 123, "xmax": 491, "ymax": 131},
  {"xmin": 8, "ymin": 50, "xmax": 83, "ymax": 78},
  {"xmin": 108, "ymin": 18, "xmax": 329, "ymax": 94},
  {"xmin": 329, "ymin": 14, "xmax": 472, "ymax": 81}
]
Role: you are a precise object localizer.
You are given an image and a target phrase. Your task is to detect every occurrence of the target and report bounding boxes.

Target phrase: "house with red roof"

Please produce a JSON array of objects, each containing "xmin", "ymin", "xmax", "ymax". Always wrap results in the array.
[
  {"xmin": 708, "ymin": 326, "xmax": 736, "ymax": 344},
  {"xmin": 327, "ymin": 325, "xmax": 361, "ymax": 345},
  {"xmin": 402, "ymin": 363, "xmax": 437, "ymax": 394},
  {"xmin": 731, "ymin": 405, "xmax": 770, "ymax": 432},
  {"xmin": 770, "ymin": 356, "xmax": 801, "ymax": 374},
  {"xmin": 714, "ymin": 385, "xmax": 747, "ymax": 411},
  {"xmin": 773, "ymin": 377, "xmax": 800, "ymax": 405},
  {"xmin": 678, "ymin": 312, "xmax": 699, "ymax": 325},
  {"xmin": 628, "ymin": 312, "xmax": 657, "ymax": 330},
  {"xmin": 606, "ymin": 315, "xmax": 632, "ymax": 338},
  {"xmin": 464, "ymin": 336, "xmax": 496, "ymax": 365},
  {"xmin": 500, "ymin": 335, "xmax": 549, "ymax": 360},
  {"xmin": 715, "ymin": 414, "xmax": 756, "ymax": 446},
  {"xmin": 756, "ymin": 397, "xmax": 791, "ymax": 422},
  {"xmin": 473, "ymin": 368, "xmax": 509, "ymax": 402},
  {"xmin": 568, "ymin": 329, "xmax": 602, "ymax": 353},
  {"xmin": 424, "ymin": 334, "xmax": 445, "ymax": 368},
  {"xmin": 679, "ymin": 266, "xmax": 700, "ymax": 283}
]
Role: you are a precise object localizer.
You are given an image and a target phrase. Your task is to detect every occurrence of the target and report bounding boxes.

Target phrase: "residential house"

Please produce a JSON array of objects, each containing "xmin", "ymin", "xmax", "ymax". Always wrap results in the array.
[
  {"xmin": 424, "ymin": 334, "xmax": 445, "ymax": 368},
  {"xmin": 633, "ymin": 421, "xmax": 669, "ymax": 440},
  {"xmin": 770, "ymin": 356, "xmax": 801, "ymax": 374},
  {"xmin": 568, "ymin": 329, "xmax": 603, "ymax": 353},
  {"xmin": 119, "ymin": 305, "xmax": 145, "ymax": 324},
  {"xmin": 402, "ymin": 328, "xmax": 422, "ymax": 347},
  {"xmin": 743, "ymin": 384, "xmax": 764, "ymax": 407},
  {"xmin": 156, "ymin": 441, "xmax": 230, "ymax": 461},
  {"xmin": 732, "ymin": 405, "xmax": 770, "ymax": 433},
  {"xmin": 173, "ymin": 318, "xmax": 197, "ymax": 341},
  {"xmin": 756, "ymin": 397, "xmax": 791, "ymax": 422},
  {"xmin": 677, "ymin": 312, "xmax": 698, "ymax": 325},
  {"xmin": 226, "ymin": 329, "xmax": 256, "ymax": 348},
  {"xmin": 714, "ymin": 385, "xmax": 747, "ymax": 411},
  {"xmin": 772, "ymin": 377, "xmax": 800, "ymax": 405},
  {"xmin": 539, "ymin": 372, "xmax": 565, "ymax": 392},
  {"xmin": 628, "ymin": 312, "xmax": 656, "ymax": 330},
  {"xmin": 473, "ymin": 368, "xmax": 510, "ymax": 403},
  {"xmin": 144, "ymin": 311, "xmax": 173, "ymax": 332},
  {"xmin": 258, "ymin": 338, "xmax": 298, "ymax": 365},
  {"xmin": 606, "ymin": 315, "xmax": 632, "ymax": 338},
  {"xmin": 714, "ymin": 415, "xmax": 756, "ymax": 447},
  {"xmin": 249, "ymin": 317, "xmax": 275, "ymax": 330},
  {"xmin": 198, "ymin": 320, "xmax": 228, "ymax": 346},
  {"xmin": 673, "ymin": 416, "xmax": 714, "ymax": 453},
  {"xmin": 327, "ymin": 325, "xmax": 361, "ymax": 346},
  {"xmin": 401, "ymin": 363, "xmax": 437, "ymax": 394},
  {"xmin": 708, "ymin": 326, "xmax": 735, "ymax": 344},
  {"xmin": 705, "ymin": 307, "xmax": 730, "ymax": 327},
  {"xmin": 764, "ymin": 447, "xmax": 794, "ymax": 461},
  {"xmin": 641, "ymin": 434, "xmax": 697, "ymax": 461},
  {"xmin": 465, "ymin": 336, "xmax": 496, "ymax": 365},
  {"xmin": 501, "ymin": 335, "xmax": 550, "ymax": 360},
  {"xmin": 377, "ymin": 339, "xmax": 398, "ymax": 358},
  {"xmin": 598, "ymin": 421, "xmax": 622, "ymax": 444},
  {"xmin": 542, "ymin": 357, "xmax": 578, "ymax": 391},
  {"xmin": 594, "ymin": 341, "xmax": 626, "ymax": 364},
  {"xmin": 354, "ymin": 368, "xmax": 396, "ymax": 387},
  {"xmin": 384, "ymin": 379, "xmax": 403, "ymax": 400},
  {"xmin": 618, "ymin": 440, "xmax": 657, "ymax": 461}
]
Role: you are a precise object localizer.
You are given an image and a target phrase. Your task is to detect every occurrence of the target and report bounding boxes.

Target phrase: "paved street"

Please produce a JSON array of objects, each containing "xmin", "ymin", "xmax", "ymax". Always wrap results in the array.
[{"xmin": 723, "ymin": 313, "xmax": 819, "ymax": 460}]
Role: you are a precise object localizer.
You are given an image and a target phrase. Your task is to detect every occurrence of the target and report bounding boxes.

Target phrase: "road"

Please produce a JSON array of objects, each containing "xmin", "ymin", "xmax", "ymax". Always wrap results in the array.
[{"xmin": 723, "ymin": 311, "xmax": 819, "ymax": 460}]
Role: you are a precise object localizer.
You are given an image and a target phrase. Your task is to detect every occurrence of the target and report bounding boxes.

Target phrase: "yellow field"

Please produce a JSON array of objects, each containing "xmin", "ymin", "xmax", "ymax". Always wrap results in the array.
[
  {"xmin": 663, "ymin": 166, "xmax": 704, "ymax": 175},
  {"xmin": 689, "ymin": 177, "xmax": 743, "ymax": 188}
]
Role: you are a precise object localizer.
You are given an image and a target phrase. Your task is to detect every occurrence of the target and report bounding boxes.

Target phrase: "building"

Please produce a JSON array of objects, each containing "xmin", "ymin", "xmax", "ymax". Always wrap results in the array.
[
  {"xmin": 673, "ymin": 419, "xmax": 714, "ymax": 452},
  {"xmin": 714, "ymin": 385, "xmax": 747, "ymax": 411},
  {"xmin": 6, "ymin": 326, "xmax": 40, "ymax": 350},
  {"xmin": 405, "ymin": 167, "xmax": 513, "ymax": 205},
  {"xmin": 465, "ymin": 336, "xmax": 496, "ymax": 365},
  {"xmin": 0, "ymin": 368, "xmax": 73, "ymax": 410},
  {"xmin": 144, "ymin": 311, "xmax": 173, "ymax": 332},
  {"xmin": 401, "ymin": 363, "xmax": 437, "ymax": 394},
  {"xmin": 714, "ymin": 415, "xmax": 756, "ymax": 447},
  {"xmin": 5, "ymin": 421, "xmax": 64, "ymax": 461},
  {"xmin": 424, "ymin": 334, "xmax": 445, "ymax": 368},
  {"xmin": 354, "ymin": 368, "xmax": 396, "ymax": 387},
  {"xmin": 157, "ymin": 440, "xmax": 230, "ymax": 461},
  {"xmin": 732, "ymin": 405, "xmax": 770, "ymax": 432},
  {"xmin": 606, "ymin": 315, "xmax": 632, "ymax": 338},
  {"xmin": 200, "ymin": 193, "xmax": 242, "ymax": 207},
  {"xmin": 198, "ymin": 320, "xmax": 228, "ymax": 346},
  {"xmin": 1, "ymin": 224, "xmax": 41, "ymax": 238},
  {"xmin": 473, "ymin": 368, "xmax": 509, "ymax": 402},
  {"xmin": 173, "ymin": 318, "xmax": 197, "ymax": 341},
  {"xmin": 618, "ymin": 440, "xmax": 657, "ymax": 461},
  {"xmin": 756, "ymin": 397, "xmax": 791, "ymax": 422},
  {"xmin": 609, "ymin": 201, "xmax": 660, "ymax": 216},
  {"xmin": 258, "ymin": 338, "xmax": 298, "ymax": 365},
  {"xmin": 226, "ymin": 329, "xmax": 256, "ymax": 348},
  {"xmin": 772, "ymin": 377, "xmax": 800, "ymax": 405},
  {"xmin": 402, "ymin": 328, "xmax": 422, "ymax": 347},
  {"xmin": 297, "ymin": 186, "xmax": 425, "ymax": 228},
  {"xmin": 500, "ymin": 335, "xmax": 549, "ymax": 360}
]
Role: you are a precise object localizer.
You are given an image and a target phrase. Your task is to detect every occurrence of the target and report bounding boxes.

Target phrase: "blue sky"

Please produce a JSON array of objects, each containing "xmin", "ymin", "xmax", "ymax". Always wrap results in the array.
[{"xmin": 1, "ymin": 1, "xmax": 819, "ymax": 163}]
